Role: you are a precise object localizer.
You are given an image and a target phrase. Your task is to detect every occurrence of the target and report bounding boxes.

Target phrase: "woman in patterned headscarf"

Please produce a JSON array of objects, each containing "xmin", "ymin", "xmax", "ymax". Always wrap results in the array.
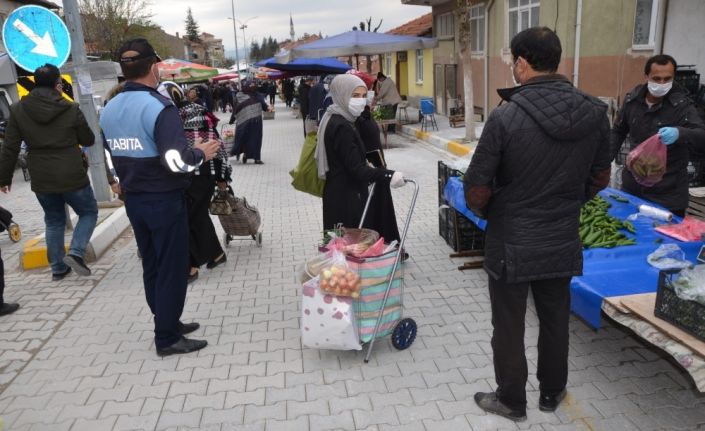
[
  {"xmin": 158, "ymin": 81, "xmax": 231, "ymax": 283},
  {"xmin": 228, "ymin": 80, "xmax": 270, "ymax": 164}
]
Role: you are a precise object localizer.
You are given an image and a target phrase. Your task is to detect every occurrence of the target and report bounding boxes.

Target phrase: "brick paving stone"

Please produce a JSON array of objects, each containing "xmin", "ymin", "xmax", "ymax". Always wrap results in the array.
[
  {"xmin": 201, "ymin": 406, "xmax": 244, "ymax": 427},
  {"xmin": 265, "ymin": 416, "xmax": 309, "ymax": 431},
  {"xmin": 308, "ymin": 411, "xmax": 355, "ymax": 431},
  {"xmin": 395, "ymin": 402, "xmax": 442, "ymax": 424},
  {"xmin": 286, "ymin": 398, "xmax": 328, "ymax": 419}
]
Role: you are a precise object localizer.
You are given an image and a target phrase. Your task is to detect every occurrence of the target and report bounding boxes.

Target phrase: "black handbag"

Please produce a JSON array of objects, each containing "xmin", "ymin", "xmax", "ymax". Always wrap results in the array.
[{"xmin": 209, "ymin": 188, "xmax": 232, "ymax": 216}]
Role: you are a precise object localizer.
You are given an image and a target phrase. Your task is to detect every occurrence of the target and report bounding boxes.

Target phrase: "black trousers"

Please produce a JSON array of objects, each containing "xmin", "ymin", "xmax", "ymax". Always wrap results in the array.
[
  {"xmin": 0, "ymin": 249, "xmax": 4, "ymax": 304},
  {"xmin": 488, "ymin": 273, "xmax": 571, "ymax": 410},
  {"xmin": 185, "ymin": 175, "xmax": 224, "ymax": 268},
  {"xmin": 125, "ymin": 191, "xmax": 189, "ymax": 349}
]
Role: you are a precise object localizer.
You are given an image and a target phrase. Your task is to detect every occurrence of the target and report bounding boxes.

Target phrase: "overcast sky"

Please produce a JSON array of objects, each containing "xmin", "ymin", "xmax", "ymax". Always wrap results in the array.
[{"xmin": 141, "ymin": 0, "xmax": 431, "ymax": 51}]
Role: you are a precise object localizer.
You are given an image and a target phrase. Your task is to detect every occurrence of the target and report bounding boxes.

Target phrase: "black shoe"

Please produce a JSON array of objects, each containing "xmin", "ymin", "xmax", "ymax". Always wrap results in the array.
[
  {"xmin": 235, "ymin": 153, "xmax": 241, "ymax": 161},
  {"xmin": 156, "ymin": 337, "xmax": 207, "ymax": 357},
  {"xmin": 474, "ymin": 392, "xmax": 527, "ymax": 422},
  {"xmin": 206, "ymin": 253, "xmax": 227, "ymax": 269},
  {"xmin": 539, "ymin": 389, "xmax": 567, "ymax": 412},
  {"xmin": 242, "ymin": 158, "xmax": 247, "ymax": 164},
  {"xmin": 52, "ymin": 266, "xmax": 72, "ymax": 281},
  {"xmin": 187, "ymin": 270, "xmax": 199, "ymax": 284},
  {"xmin": 254, "ymin": 160, "xmax": 264, "ymax": 165},
  {"xmin": 178, "ymin": 321, "xmax": 200, "ymax": 335},
  {"xmin": 0, "ymin": 303, "xmax": 19, "ymax": 316},
  {"xmin": 63, "ymin": 254, "xmax": 91, "ymax": 276},
  {"xmin": 402, "ymin": 252, "xmax": 410, "ymax": 262}
]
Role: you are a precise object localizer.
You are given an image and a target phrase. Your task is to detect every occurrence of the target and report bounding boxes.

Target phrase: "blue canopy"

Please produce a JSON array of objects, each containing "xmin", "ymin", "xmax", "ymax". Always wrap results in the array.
[
  {"xmin": 276, "ymin": 30, "xmax": 438, "ymax": 63},
  {"xmin": 254, "ymin": 56, "xmax": 352, "ymax": 74}
]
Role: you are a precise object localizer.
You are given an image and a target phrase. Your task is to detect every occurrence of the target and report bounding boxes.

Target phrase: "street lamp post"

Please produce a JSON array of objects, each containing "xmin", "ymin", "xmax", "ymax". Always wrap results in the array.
[
  {"xmin": 235, "ymin": 17, "xmax": 257, "ymax": 76},
  {"xmin": 229, "ymin": 0, "xmax": 240, "ymax": 76}
]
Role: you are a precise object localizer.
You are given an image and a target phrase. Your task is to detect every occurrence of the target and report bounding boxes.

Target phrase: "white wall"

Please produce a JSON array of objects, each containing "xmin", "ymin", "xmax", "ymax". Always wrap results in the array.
[{"xmin": 663, "ymin": 0, "xmax": 705, "ymax": 83}]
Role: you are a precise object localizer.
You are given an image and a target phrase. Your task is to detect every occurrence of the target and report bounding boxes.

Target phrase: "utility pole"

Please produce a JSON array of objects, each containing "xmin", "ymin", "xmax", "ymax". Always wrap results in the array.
[
  {"xmin": 230, "ymin": 0, "xmax": 240, "ymax": 80},
  {"xmin": 62, "ymin": 0, "xmax": 112, "ymax": 202}
]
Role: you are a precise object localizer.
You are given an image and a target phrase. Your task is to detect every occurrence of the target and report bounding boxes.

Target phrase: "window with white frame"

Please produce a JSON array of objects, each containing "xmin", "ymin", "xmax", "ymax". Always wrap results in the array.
[
  {"xmin": 436, "ymin": 13, "xmax": 454, "ymax": 39},
  {"xmin": 633, "ymin": 0, "xmax": 659, "ymax": 48},
  {"xmin": 508, "ymin": 0, "xmax": 540, "ymax": 39},
  {"xmin": 470, "ymin": 4, "xmax": 485, "ymax": 53},
  {"xmin": 415, "ymin": 49, "xmax": 424, "ymax": 83}
]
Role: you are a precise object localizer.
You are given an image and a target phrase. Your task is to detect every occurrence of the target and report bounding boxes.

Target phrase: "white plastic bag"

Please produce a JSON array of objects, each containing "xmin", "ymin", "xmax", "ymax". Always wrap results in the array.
[
  {"xmin": 647, "ymin": 244, "xmax": 692, "ymax": 270},
  {"xmin": 301, "ymin": 276, "xmax": 361, "ymax": 350},
  {"xmin": 673, "ymin": 265, "xmax": 705, "ymax": 305}
]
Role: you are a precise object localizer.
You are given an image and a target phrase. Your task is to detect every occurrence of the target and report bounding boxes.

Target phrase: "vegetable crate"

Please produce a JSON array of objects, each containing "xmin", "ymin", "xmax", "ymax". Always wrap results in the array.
[
  {"xmin": 655, "ymin": 270, "xmax": 705, "ymax": 343},
  {"xmin": 442, "ymin": 208, "xmax": 485, "ymax": 253},
  {"xmin": 437, "ymin": 160, "xmax": 463, "ymax": 206}
]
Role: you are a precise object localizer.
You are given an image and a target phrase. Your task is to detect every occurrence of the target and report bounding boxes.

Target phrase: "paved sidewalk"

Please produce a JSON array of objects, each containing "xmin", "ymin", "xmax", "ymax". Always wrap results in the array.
[{"xmin": 0, "ymin": 102, "xmax": 704, "ymax": 430}]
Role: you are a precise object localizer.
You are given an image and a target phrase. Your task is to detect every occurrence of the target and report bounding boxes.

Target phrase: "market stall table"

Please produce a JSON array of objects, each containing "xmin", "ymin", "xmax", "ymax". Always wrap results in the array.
[{"xmin": 443, "ymin": 177, "xmax": 701, "ymax": 327}]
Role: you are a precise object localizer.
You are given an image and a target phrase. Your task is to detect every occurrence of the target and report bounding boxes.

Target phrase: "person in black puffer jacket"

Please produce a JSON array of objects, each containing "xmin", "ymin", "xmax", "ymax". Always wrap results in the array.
[
  {"xmin": 610, "ymin": 54, "xmax": 705, "ymax": 216},
  {"xmin": 463, "ymin": 27, "xmax": 611, "ymax": 422}
]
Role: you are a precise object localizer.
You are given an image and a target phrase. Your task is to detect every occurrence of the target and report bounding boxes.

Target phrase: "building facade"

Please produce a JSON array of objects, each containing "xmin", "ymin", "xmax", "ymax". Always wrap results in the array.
[
  {"xmin": 402, "ymin": 0, "xmax": 705, "ymax": 116},
  {"xmin": 383, "ymin": 13, "xmax": 435, "ymax": 108}
]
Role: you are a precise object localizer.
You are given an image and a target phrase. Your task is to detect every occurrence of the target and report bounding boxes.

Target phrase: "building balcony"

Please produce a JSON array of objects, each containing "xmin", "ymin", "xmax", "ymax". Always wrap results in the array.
[{"xmin": 401, "ymin": 0, "xmax": 448, "ymax": 6}]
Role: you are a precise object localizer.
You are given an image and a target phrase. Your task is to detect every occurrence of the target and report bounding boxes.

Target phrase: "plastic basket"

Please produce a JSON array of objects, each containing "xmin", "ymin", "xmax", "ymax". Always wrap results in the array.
[{"xmin": 654, "ymin": 270, "xmax": 705, "ymax": 342}]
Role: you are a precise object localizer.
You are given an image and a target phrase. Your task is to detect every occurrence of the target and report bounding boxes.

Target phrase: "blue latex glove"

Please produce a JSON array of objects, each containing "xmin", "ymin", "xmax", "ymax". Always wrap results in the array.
[{"xmin": 658, "ymin": 127, "xmax": 679, "ymax": 145}]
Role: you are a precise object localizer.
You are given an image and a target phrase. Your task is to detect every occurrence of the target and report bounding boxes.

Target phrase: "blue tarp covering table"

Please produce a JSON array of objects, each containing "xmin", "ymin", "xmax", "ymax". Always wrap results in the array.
[{"xmin": 443, "ymin": 176, "xmax": 702, "ymax": 329}]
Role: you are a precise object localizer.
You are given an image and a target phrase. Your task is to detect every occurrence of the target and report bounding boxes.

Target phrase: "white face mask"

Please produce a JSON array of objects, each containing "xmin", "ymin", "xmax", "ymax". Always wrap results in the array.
[
  {"xmin": 348, "ymin": 98, "xmax": 367, "ymax": 117},
  {"xmin": 510, "ymin": 59, "xmax": 521, "ymax": 87},
  {"xmin": 648, "ymin": 80, "xmax": 672, "ymax": 98}
]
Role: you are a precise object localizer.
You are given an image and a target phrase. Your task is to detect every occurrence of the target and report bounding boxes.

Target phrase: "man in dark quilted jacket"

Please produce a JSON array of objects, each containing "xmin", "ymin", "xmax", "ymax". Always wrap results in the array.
[{"xmin": 464, "ymin": 27, "xmax": 611, "ymax": 421}]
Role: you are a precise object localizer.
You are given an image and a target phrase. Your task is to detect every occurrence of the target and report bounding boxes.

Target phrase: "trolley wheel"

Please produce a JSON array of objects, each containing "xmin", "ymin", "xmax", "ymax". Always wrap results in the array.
[
  {"xmin": 255, "ymin": 231, "xmax": 263, "ymax": 247},
  {"xmin": 391, "ymin": 318, "xmax": 417, "ymax": 350},
  {"xmin": 8, "ymin": 223, "xmax": 21, "ymax": 243},
  {"xmin": 224, "ymin": 234, "xmax": 233, "ymax": 248}
]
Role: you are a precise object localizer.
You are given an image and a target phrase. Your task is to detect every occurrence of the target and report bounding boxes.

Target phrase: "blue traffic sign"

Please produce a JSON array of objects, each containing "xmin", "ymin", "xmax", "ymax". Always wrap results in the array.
[{"xmin": 1, "ymin": 5, "xmax": 71, "ymax": 72}]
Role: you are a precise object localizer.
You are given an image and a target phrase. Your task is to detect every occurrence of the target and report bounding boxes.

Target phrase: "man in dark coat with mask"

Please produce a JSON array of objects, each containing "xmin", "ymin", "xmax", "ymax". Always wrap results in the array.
[
  {"xmin": 463, "ymin": 27, "xmax": 611, "ymax": 421},
  {"xmin": 610, "ymin": 54, "xmax": 705, "ymax": 216}
]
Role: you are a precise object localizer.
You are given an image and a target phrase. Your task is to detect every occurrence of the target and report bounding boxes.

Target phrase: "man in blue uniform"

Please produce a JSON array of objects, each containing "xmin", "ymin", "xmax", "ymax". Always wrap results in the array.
[{"xmin": 100, "ymin": 39, "xmax": 220, "ymax": 356}]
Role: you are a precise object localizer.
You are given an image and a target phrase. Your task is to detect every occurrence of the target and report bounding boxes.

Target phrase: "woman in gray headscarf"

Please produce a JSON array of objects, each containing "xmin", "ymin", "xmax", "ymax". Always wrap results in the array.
[{"xmin": 316, "ymin": 74, "xmax": 406, "ymax": 230}]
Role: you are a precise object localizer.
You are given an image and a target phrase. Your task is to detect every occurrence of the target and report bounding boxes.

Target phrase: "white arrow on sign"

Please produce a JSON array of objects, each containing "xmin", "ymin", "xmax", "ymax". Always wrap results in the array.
[{"xmin": 12, "ymin": 18, "xmax": 58, "ymax": 58}]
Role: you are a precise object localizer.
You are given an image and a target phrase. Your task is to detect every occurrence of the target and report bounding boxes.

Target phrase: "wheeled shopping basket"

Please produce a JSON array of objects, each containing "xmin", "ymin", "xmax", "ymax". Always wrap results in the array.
[
  {"xmin": 219, "ymin": 124, "xmax": 236, "ymax": 156},
  {"xmin": 217, "ymin": 186, "xmax": 263, "ymax": 247},
  {"xmin": 316, "ymin": 179, "xmax": 420, "ymax": 362},
  {"xmin": 0, "ymin": 206, "xmax": 21, "ymax": 243}
]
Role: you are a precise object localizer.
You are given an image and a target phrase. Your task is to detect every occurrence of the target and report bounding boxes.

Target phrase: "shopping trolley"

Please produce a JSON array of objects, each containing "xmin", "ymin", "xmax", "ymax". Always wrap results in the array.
[{"xmin": 313, "ymin": 180, "xmax": 420, "ymax": 362}]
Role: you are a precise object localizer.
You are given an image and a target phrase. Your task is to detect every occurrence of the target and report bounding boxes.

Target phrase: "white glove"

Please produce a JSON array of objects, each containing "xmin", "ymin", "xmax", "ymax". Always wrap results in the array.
[{"xmin": 390, "ymin": 171, "xmax": 406, "ymax": 188}]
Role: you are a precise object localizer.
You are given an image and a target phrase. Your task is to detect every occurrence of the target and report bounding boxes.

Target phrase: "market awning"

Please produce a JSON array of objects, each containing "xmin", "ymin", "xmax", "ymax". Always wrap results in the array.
[
  {"xmin": 255, "ymin": 56, "xmax": 352, "ymax": 74},
  {"xmin": 157, "ymin": 58, "xmax": 218, "ymax": 83},
  {"xmin": 212, "ymin": 72, "xmax": 239, "ymax": 82},
  {"xmin": 275, "ymin": 30, "xmax": 438, "ymax": 63}
]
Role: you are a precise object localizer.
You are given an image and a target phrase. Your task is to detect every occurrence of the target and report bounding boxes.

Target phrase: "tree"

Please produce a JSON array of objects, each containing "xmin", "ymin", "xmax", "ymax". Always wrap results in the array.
[
  {"xmin": 456, "ymin": 0, "xmax": 476, "ymax": 142},
  {"xmin": 353, "ymin": 17, "xmax": 383, "ymax": 73},
  {"xmin": 249, "ymin": 41, "xmax": 261, "ymax": 62},
  {"xmin": 79, "ymin": 0, "xmax": 153, "ymax": 61},
  {"xmin": 185, "ymin": 7, "xmax": 200, "ymax": 41}
]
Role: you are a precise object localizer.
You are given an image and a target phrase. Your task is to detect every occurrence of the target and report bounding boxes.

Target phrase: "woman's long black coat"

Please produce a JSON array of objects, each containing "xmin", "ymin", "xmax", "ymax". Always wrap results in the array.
[
  {"xmin": 322, "ymin": 114, "xmax": 394, "ymax": 231},
  {"xmin": 355, "ymin": 109, "xmax": 402, "ymax": 242}
]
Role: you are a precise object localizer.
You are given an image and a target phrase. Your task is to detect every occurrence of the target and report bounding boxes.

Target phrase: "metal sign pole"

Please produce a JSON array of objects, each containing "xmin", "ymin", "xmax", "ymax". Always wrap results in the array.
[{"xmin": 62, "ymin": 0, "xmax": 111, "ymax": 202}]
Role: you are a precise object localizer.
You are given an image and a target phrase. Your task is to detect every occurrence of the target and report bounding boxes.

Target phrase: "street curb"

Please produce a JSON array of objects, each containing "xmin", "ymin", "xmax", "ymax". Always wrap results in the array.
[
  {"xmin": 21, "ymin": 206, "xmax": 130, "ymax": 270},
  {"xmin": 399, "ymin": 124, "xmax": 472, "ymax": 157}
]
